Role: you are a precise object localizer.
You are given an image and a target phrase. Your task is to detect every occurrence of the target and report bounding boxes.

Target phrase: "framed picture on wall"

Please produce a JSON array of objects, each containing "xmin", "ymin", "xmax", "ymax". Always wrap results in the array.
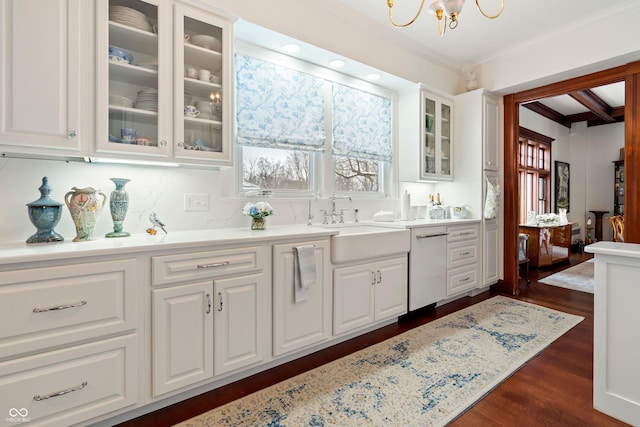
[{"xmin": 554, "ymin": 161, "xmax": 570, "ymax": 212}]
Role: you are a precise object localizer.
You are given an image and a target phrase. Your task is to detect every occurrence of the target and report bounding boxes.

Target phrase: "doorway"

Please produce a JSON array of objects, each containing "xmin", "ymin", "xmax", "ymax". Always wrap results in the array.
[{"xmin": 500, "ymin": 62, "xmax": 640, "ymax": 295}]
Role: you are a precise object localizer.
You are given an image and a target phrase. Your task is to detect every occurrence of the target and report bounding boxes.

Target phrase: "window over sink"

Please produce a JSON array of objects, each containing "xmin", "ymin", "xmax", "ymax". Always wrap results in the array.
[{"xmin": 235, "ymin": 46, "xmax": 393, "ymax": 197}]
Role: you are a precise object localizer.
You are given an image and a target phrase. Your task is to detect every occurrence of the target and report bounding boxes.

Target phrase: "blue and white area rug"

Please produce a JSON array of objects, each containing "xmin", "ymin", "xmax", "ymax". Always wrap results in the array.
[{"xmin": 177, "ymin": 296, "xmax": 583, "ymax": 427}]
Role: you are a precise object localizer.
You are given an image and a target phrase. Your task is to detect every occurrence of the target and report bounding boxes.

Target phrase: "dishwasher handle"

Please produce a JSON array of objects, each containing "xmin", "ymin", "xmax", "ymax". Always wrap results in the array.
[{"xmin": 415, "ymin": 233, "xmax": 448, "ymax": 239}]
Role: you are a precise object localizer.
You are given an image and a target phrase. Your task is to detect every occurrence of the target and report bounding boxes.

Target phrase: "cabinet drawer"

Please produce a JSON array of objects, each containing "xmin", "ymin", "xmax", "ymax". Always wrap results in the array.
[
  {"xmin": 152, "ymin": 246, "xmax": 264, "ymax": 286},
  {"xmin": 447, "ymin": 265, "xmax": 478, "ymax": 296},
  {"xmin": 446, "ymin": 225, "xmax": 479, "ymax": 242},
  {"xmin": 0, "ymin": 259, "xmax": 137, "ymax": 359},
  {"xmin": 0, "ymin": 334, "xmax": 137, "ymax": 427},
  {"xmin": 447, "ymin": 240, "xmax": 479, "ymax": 268}
]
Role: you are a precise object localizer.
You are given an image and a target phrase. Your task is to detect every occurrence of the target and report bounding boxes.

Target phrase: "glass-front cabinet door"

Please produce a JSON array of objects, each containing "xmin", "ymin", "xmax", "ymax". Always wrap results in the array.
[
  {"xmin": 95, "ymin": 0, "xmax": 232, "ymax": 165},
  {"xmin": 96, "ymin": 0, "xmax": 169, "ymax": 159},
  {"xmin": 173, "ymin": 4, "xmax": 231, "ymax": 164},
  {"xmin": 421, "ymin": 91, "xmax": 453, "ymax": 181}
]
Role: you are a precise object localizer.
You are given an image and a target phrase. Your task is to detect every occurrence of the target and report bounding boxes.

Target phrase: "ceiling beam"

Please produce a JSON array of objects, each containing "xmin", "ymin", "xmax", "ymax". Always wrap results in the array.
[
  {"xmin": 522, "ymin": 102, "xmax": 571, "ymax": 128},
  {"xmin": 569, "ymin": 89, "xmax": 616, "ymax": 123}
]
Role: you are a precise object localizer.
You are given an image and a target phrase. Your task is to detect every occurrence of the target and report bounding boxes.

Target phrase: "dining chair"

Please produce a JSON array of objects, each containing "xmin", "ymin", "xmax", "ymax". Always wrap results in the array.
[
  {"xmin": 607, "ymin": 215, "xmax": 624, "ymax": 242},
  {"xmin": 518, "ymin": 233, "xmax": 531, "ymax": 287}
]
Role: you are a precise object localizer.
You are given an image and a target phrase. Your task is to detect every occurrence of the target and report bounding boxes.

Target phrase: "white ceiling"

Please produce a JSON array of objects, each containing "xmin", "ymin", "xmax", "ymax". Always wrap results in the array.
[
  {"xmin": 537, "ymin": 82, "xmax": 625, "ymax": 116},
  {"xmin": 332, "ymin": 0, "xmax": 637, "ymax": 70},
  {"xmin": 332, "ymin": 0, "xmax": 632, "ymax": 115}
]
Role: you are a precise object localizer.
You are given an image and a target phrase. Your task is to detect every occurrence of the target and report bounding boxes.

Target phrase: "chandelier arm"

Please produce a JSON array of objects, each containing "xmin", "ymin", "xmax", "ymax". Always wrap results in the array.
[
  {"xmin": 475, "ymin": 0, "xmax": 504, "ymax": 19},
  {"xmin": 387, "ymin": 0, "xmax": 428, "ymax": 28},
  {"xmin": 441, "ymin": 15, "xmax": 447, "ymax": 36}
]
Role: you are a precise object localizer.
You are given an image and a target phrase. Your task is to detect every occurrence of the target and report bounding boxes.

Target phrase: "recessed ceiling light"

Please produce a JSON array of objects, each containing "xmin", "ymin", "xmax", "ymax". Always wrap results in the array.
[
  {"xmin": 329, "ymin": 59, "xmax": 345, "ymax": 68},
  {"xmin": 366, "ymin": 73, "xmax": 381, "ymax": 81},
  {"xmin": 282, "ymin": 43, "xmax": 301, "ymax": 53}
]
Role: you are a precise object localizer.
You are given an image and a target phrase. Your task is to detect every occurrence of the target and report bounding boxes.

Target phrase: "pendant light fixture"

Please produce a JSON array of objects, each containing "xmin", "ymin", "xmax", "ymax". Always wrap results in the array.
[{"xmin": 387, "ymin": 0, "xmax": 504, "ymax": 36}]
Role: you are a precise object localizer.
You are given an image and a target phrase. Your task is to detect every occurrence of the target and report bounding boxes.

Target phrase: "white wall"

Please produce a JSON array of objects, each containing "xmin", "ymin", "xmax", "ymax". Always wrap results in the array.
[{"xmin": 475, "ymin": 3, "xmax": 640, "ymax": 94}]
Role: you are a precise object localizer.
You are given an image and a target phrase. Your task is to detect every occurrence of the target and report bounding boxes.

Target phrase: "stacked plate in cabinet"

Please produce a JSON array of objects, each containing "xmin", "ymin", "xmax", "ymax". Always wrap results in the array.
[
  {"xmin": 134, "ymin": 88, "xmax": 158, "ymax": 112},
  {"xmin": 109, "ymin": 5, "xmax": 153, "ymax": 32}
]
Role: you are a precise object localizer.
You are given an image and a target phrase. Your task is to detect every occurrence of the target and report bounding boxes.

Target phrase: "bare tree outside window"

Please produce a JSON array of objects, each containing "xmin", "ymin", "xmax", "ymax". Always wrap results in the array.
[
  {"xmin": 334, "ymin": 156, "xmax": 379, "ymax": 192},
  {"xmin": 243, "ymin": 146, "xmax": 309, "ymax": 190}
]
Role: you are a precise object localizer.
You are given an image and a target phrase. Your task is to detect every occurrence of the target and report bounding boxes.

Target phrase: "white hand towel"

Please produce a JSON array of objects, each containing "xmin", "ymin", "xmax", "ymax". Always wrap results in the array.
[{"xmin": 294, "ymin": 245, "xmax": 316, "ymax": 303}]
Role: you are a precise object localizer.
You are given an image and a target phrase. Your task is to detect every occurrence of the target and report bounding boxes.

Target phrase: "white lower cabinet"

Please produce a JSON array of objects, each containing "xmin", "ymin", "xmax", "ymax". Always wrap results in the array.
[
  {"xmin": 0, "ymin": 334, "xmax": 137, "ymax": 427},
  {"xmin": 333, "ymin": 256, "xmax": 407, "ymax": 336},
  {"xmin": 0, "ymin": 257, "xmax": 139, "ymax": 426},
  {"xmin": 152, "ymin": 281, "xmax": 213, "ymax": 397},
  {"xmin": 272, "ymin": 240, "xmax": 331, "ymax": 357},
  {"xmin": 150, "ymin": 245, "xmax": 266, "ymax": 396},
  {"xmin": 446, "ymin": 224, "xmax": 480, "ymax": 296},
  {"xmin": 483, "ymin": 218, "xmax": 499, "ymax": 285},
  {"xmin": 213, "ymin": 273, "xmax": 267, "ymax": 375}
]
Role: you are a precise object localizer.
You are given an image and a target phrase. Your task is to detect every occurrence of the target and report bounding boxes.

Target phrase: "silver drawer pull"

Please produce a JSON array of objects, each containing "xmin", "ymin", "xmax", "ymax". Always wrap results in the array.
[
  {"xmin": 416, "ymin": 233, "xmax": 448, "ymax": 239},
  {"xmin": 218, "ymin": 292, "xmax": 223, "ymax": 311},
  {"xmin": 459, "ymin": 251, "xmax": 471, "ymax": 256},
  {"xmin": 34, "ymin": 381, "xmax": 87, "ymax": 401},
  {"xmin": 458, "ymin": 232, "xmax": 472, "ymax": 236},
  {"xmin": 33, "ymin": 300, "xmax": 87, "ymax": 313},
  {"xmin": 206, "ymin": 293, "xmax": 212, "ymax": 314},
  {"xmin": 197, "ymin": 261, "xmax": 230, "ymax": 269},
  {"xmin": 460, "ymin": 277, "xmax": 471, "ymax": 282}
]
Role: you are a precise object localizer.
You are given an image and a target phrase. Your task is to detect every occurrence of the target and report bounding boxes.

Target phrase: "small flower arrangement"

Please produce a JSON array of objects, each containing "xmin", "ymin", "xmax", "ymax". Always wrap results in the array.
[
  {"xmin": 536, "ymin": 213, "xmax": 560, "ymax": 225},
  {"xmin": 242, "ymin": 201, "xmax": 274, "ymax": 220}
]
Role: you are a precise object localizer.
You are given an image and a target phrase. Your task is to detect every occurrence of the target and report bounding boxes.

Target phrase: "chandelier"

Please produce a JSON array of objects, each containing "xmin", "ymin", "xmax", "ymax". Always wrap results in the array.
[{"xmin": 387, "ymin": 0, "xmax": 504, "ymax": 36}]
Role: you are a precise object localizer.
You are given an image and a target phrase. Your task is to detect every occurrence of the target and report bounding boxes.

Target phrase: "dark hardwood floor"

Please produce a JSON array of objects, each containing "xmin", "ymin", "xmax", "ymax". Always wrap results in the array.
[{"xmin": 117, "ymin": 252, "xmax": 630, "ymax": 427}]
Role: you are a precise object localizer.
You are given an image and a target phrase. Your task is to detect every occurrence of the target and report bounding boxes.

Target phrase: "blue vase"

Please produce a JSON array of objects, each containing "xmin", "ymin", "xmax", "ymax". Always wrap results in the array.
[
  {"xmin": 26, "ymin": 177, "xmax": 64, "ymax": 244},
  {"xmin": 106, "ymin": 178, "xmax": 130, "ymax": 238}
]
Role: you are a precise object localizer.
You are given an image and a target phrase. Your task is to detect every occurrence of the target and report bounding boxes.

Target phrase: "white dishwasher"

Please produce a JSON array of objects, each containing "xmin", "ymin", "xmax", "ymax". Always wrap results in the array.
[{"xmin": 408, "ymin": 226, "xmax": 447, "ymax": 311}]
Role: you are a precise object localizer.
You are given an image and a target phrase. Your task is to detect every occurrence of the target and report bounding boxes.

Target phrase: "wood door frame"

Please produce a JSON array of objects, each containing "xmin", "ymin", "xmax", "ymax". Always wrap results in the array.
[{"xmin": 500, "ymin": 62, "xmax": 640, "ymax": 295}]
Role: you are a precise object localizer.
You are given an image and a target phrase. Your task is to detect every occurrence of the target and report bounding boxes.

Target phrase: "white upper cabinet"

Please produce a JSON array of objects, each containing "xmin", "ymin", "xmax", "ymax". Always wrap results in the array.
[
  {"xmin": 483, "ymin": 93, "xmax": 500, "ymax": 171},
  {"xmin": 0, "ymin": 0, "xmax": 85, "ymax": 156},
  {"xmin": 95, "ymin": 0, "xmax": 234, "ymax": 166},
  {"xmin": 422, "ymin": 91, "xmax": 453, "ymax": 180},
  {"xmin": 398, "ymin": 84, "xmax": 454, "ymax": 182}
]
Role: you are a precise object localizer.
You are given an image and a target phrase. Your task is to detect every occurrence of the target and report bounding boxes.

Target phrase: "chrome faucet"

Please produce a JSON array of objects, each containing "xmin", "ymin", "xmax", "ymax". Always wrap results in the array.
[{"xmin": 330, "ymin": 193, "xmax": 352, "ymax": 224}]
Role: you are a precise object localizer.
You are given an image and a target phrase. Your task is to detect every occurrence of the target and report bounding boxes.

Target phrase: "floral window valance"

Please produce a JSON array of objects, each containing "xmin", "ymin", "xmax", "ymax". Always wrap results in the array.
[
  {"xmin": 332, "ymin": 83, "xmax": 392, "ymax": 162},
  {"xmin": 235, "ymin": 54, "xmax": 326, "ymax": 152}
]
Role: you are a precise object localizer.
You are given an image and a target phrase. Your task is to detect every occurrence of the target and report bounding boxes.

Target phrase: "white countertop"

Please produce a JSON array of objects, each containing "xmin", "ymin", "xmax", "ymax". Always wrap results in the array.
[
  {"xmin": 585, "ymin": 241, "xmax": 640, "ymax": 258},
  {"xmin": 0, "ymin": 218, "xmax": 481, "ymax": 266},
  {"xmin": 0, "ymin": 225, "xmax": 338, "ymax": 265}
]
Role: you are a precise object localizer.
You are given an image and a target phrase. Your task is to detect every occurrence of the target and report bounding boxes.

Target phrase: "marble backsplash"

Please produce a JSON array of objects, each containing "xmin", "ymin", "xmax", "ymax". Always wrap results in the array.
[{"xmin": 0, "ymin": 157, "xmax": 416, "ymax": 245}]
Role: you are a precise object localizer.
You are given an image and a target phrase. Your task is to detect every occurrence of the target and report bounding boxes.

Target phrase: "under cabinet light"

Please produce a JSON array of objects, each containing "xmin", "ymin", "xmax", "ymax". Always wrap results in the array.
[{"xmin": 87, "ymin": 157, "xmax": 180, "ymax": 167}]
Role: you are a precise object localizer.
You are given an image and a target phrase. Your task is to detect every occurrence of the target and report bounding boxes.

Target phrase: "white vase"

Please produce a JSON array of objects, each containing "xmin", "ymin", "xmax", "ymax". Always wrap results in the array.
[{"xmin": 559, "ymin": 208, "xmax": 568, "ymax": 224}]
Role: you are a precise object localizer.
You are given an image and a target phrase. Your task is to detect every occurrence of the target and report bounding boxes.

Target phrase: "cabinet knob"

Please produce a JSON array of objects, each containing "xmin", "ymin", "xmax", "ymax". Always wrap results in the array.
[
  {"xmin": 160, "ymin": 140, "xmax": 168, "ymax": 147},
  {"xmin": 68, "ymin": 130, "xmax": 77, "ymax": 138}
]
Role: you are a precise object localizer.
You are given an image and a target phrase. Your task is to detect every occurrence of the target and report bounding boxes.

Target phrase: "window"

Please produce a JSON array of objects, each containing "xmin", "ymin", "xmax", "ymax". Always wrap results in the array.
[
  {"xmin": 235, "ymin": 48, "xmax": 393, "ymax": 196},
  {"xmin": 518, "ymin": 127, "xmax": 554, "ymax": 224}
]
